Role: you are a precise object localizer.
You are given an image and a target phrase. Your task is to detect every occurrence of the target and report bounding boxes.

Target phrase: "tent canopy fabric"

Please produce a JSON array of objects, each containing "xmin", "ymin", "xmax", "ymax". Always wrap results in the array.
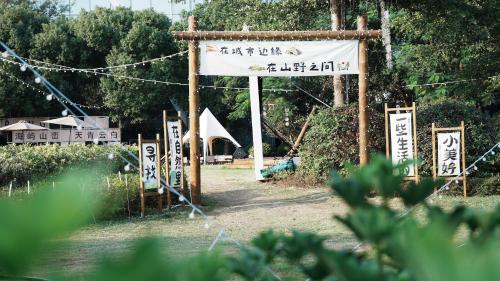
[
  {"xmin": 0, "ymin": 120, "xmax": 48, "ymax": 131},
  {"xmin": 42, "ymin": 115, "xmax": 95, "ymax": 128},
  {"xmin": 183, "ymin": 108, "xmax": 241, "ymax": 162}
]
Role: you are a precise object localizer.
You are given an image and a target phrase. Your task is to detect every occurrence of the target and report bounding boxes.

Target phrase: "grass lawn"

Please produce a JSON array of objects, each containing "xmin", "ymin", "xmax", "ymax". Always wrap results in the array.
[{"xmin": 23, "ymin": 166, "xmax": 500, "ymax": 280}]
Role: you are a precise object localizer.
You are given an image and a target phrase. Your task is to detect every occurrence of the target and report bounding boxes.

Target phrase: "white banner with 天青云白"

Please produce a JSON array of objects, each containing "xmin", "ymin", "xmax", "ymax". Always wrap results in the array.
[{"xmin": 199, "ymin": 40, "xmax": 359, "ymax": 76}]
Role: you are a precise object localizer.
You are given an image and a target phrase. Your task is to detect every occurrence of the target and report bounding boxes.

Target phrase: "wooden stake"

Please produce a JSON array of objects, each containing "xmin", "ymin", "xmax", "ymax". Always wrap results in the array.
[
  {"xmin": 125, "ymin": 173, "xmax": 130, "ymax": 218},
  {"xmin": 118, "ymin": 171, "xmax": 122, "ymax": 183},
  {"xmin": 188, "ymin": 16, "xmax": 201, "ymax": 205},
  {"xmin": 358, "ymin": 15, "xmax": 369, "ymax": 165},
  {"xmin": 461, "ymin": 121, "xmax": 467, "ymax": 198},
  {"xmin": 8, "ymin": 181, "xmax": 12, "ymax": 197},
  {"xmin": 163, "ymin": 110, "xmax": 172, "ymax": 207},
  {"xmin": 138, "ymin": 133, "xmax": 145, "ymax": 218},
  {"xmin": 27, "ymin": 180, "xmax": 30, "ymax": 195},
  {"xmin": 432, "ymin": 123, "xmax": 436, "ymax": 180},
  {"xmin": 106, "ymin": 176, "xmax": 110, "ymax": 190},
  {"xmin": 384, "ymin": 103, "xmax": 389, "ymax": 159},
  {"xmin": 156, "ymin": 133, "xmax": 162, "ymax": 211},
  {"xmin": 412, "ymin": 102, "xmax": 419, "ymax": 183}
]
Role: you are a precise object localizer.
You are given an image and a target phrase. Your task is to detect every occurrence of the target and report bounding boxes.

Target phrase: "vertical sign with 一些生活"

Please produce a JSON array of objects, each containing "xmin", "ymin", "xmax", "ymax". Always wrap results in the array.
[
  {"xmin": 389, "ymin": 113, "xmax": 414, "ymax": 176},
  {"xmin": 167, "ymin": 121, "xmax": 182, "ymax": 187},
  {"xmin": 437, "ymin": 132, "xmax": 461, "ymax": 176},
  {"xmin": 141, "ymin": 143, "xmax": 160, "ymax": 190}
]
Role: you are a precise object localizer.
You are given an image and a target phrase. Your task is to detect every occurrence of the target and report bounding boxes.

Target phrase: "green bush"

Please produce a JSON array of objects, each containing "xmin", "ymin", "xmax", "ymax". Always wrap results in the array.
[
  {"xmin": 298, "ymin": 105, "xmax": 385, "ymax": 179},
  {"xmin": 0, "ymin": 144, "xmax": 138, "ymax": 186},
  {"xmin": 248, "ymin": 143, "xmax": 272, "ymax": 158}
]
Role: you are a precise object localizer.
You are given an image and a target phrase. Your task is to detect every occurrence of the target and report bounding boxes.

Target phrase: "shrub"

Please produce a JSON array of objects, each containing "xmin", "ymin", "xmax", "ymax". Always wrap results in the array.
[
  {"xmin": 298, "ymin": 105, "xmax": 385, "ymax": 179},
  {"xmin": 0, "ymin": 144, "xmax": 138, "ymax": 186},
  {"xmin": 248, "ymin": 143, "xmax": 272, "ymax": 158}
]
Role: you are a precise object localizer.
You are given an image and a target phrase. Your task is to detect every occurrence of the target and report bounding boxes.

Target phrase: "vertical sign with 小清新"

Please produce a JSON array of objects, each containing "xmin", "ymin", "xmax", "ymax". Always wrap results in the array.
[
  {"xmin": 389, "ymin": 112, "xmax": 415, "ymax": 176},
  {"xmin": 167, "ymin": 120, "xmax": 183, "ymax": 187},
  {"xmin": 437, "ymin": 132, "xmax": 461, "ymax": 176},
  {"xmin": 141, "ymin": 142, "xmax": 160, "ymax": 190}
]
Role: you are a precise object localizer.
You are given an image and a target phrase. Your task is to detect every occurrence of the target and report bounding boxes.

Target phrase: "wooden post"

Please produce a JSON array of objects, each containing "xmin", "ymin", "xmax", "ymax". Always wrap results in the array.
[
  {"xmin": 178, "ymin": 111, "xmax": 186, "ymax": 195},
  {"xmin": 188, "ymin": 16, "xmax": 201, "ymax": 205},
  {"xmin": 412, "ymin": 102, "xmax": 419, "ymax": 182},
  {"xmin": 138, "ymin": 133, "xmax": 145, "ymax": 217},
  {"xmin": 461, "ymin": 121, "xmax": 467, "ymax": 198},
  {"xmin": 432, "ymin": 122, "xmax": 436, "ymax": 180},
  {"xmin": 357, "ymin": 15, "xmax": 369, "ymax": 165},
  {"xmin": 156, "ymin": 133, "xmax": 162, "ymax": 211},
  {"xmin": 384, "ymin": 103, "xmax": 389, "ymax": 159},
  {"xmin": 163, "ymin": 110, "xmax": 172, "ymax": 207}
]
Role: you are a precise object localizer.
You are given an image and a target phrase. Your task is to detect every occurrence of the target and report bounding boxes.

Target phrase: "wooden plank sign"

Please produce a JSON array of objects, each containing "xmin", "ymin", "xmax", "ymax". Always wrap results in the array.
[
  {"xmin": 163, "ymin": 111, "xmax": 185, "ymax": 207},
  {"xmin": 432, "ymin": 122, "xmax": 467, "ymax": 197},
  {"xmin": 138, "ymin": 134, "xmax": 162, "ymax": 217},
  {"xmin": 385, "ymin": 103, "xmax": 419, "ymax": 182}
]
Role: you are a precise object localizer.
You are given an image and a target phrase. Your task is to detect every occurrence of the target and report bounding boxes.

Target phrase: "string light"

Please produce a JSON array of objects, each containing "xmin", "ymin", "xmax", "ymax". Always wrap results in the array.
[
  {"xmin": 61, "ymin": 109, "xmax": 68, "ymax": 116},
  {"xmin": 46, "ymin": 94, "xmax": 53, "ymax": 101},
  {"xmin": 20, "ymin": 64, "xmax": 27, "ymax": 72},
  {"xmin": 124, "ymin": 164, "xmax": 131, "ymax": 172},
  {"xmin": 107, "ymin": 153, "xmax": 114, "ymax": 160},
  {"xmin": 76, "ymin": 125, "xmax": 82, "ymax": 131},
  {"xmin": 34, "ymin": 77, "xmax": 41, "ymax": 84},
  {"xmin": 189, "ymin": 209, "xmax": 195, "ymax": 219}
]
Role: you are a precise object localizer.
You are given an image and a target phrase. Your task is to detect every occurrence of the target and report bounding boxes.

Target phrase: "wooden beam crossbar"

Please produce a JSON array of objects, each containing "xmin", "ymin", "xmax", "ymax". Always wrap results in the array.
[{"xmin": 173, "ymin": 30, "xmax": 382, "ymax": 41}]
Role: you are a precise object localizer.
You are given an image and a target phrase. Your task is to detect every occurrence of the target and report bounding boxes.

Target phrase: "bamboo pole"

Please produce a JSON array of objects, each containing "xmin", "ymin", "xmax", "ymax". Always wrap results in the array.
[
  {"xmin": 163, "ymin": 110, "xmax": 171, "ymax": 207},
  {"xmin": 357, "ymin": 16, "xmax": 369, "ymax": 165},
  {"xmin": 173, "ymin": 30, "xmax": 382, "ymax": 41},
  {"xmin": 188, "ymin": 16, "xmax": 201, "ymax": 205},
  {"xmin": 288, "ymin": 107, "xmax": 317, "ymax": 155},
  {"xmin": 461, "ymin": 121, "xmax": 467, "ymax": 198}
]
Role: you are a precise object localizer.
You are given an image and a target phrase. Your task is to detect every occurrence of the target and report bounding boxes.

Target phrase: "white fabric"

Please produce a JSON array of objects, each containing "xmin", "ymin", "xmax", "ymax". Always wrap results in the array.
[
  {"xmin": 199, "ymin": 40, "xmax": 359, "ymax": 76},
  {"xmin": 183, "ymin": 108, "xmax": 241, "ymax": 163},
  {"xmin": 0, "ymin": 120, "xmax": 48, "ymax": 131},
  {"xmin": 42, "ymin": 115, "xmax": 95, "ymax": 128},
  {"xmin": 249, "ymin": 77, "xmax": 265, "ymax": 180}
]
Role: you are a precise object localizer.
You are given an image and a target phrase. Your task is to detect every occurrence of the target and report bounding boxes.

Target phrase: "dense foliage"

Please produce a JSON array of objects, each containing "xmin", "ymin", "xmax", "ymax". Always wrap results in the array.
[
  {"xmin": 298, "ymin": 105, "xmax": 385, "ymax": 178},
  {"xmin": 0, "ymin": 144, "xmax": 137, "ymax": 186}
]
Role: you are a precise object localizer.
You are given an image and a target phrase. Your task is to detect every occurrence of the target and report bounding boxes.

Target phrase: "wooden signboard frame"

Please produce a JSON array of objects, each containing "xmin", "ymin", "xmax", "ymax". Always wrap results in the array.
[
  {"xmin": 138, "ymin": 133, "xmax": 163, "ymax": 217},
  {"xmin": 432, "ymin": 121, "xmax": 467, "ymax": 198},
  {"xmin": 384, "ymin": 102, "xmax": 419, "ymax": 183},
  {"xmin": 163, "ymin": 110, "xmax": 185, "ymax": 207}
]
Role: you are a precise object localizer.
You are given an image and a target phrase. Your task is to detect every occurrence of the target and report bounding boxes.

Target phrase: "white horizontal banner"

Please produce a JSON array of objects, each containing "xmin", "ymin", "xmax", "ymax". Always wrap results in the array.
[
  {"xmin": 199, "ymin": 40, "xmax": 359, "ymax": 76},
  {"xmin": 11, "ymin": 129, "xmax": 121, "ymax": 144}
]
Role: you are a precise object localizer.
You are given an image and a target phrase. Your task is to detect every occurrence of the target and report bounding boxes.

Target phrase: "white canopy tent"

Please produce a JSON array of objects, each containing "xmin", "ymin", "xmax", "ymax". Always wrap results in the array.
[{"xmin": 183, "ymin": 108, "xmax": 241, "ymax": 163}]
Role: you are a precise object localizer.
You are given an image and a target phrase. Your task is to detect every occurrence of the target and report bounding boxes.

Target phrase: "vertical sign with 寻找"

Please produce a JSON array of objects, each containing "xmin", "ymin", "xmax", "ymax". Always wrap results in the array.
[{"xmin": 138, "ymin": 134, "xmax": 162, "ymax": 217}]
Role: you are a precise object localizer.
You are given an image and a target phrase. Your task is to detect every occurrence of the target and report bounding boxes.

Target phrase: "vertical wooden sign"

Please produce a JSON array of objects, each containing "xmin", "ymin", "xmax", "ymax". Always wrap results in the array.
[
  {"xmin": 163, "ymin": 111, "xmax": 185, "ymax": 206},
  {"xmin": 432, "ymin": 121, "xmax": 467, "ymax": 198},
  {"xmin": 384, "ymin": 102, "xmax": 419, "ymax": 182},
  {"xmin": 138, "ymin": 133, "xmax": 162, "ymax": 217}
]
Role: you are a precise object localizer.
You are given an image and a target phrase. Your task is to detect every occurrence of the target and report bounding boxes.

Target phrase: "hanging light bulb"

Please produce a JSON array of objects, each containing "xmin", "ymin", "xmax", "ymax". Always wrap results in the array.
[
  {"xmin": 107, "ymin": 153, "xmax": 114, "ymax": 160},
  {"xmin": 188, "ymin": 209, "xmax": 195, "ymax": 219},
  {"xmin": 455, "ymin": 180, "xmax": 459, "ymax": 184},
  {"xmin": 20, "ymin": 64, "xmax": 27, "ymax": 72},
  {"xmin": 46, "ymin": 94, "xmax": 53, "ymax": 101},
  {"xmin": 491, "ymin": 151, "xmax": 495, "ymax": 155},
  {"xmin": 179, "ymin": 195, "xmax": 185, "ymax": 202},
  {"xmin": 93, "ymin": 138, "xmax": 99, "ymax": 144},
  {"xmin": 1, "ymin": 51, "xmax": 8, "ymax": 58},
  {"xmin": 61, "ymin": 109, "xmax": 68, "ymax": 116},
  {"xmin": 124, "ymin": 164, "xmax": 131, "ymax": 172},
  {"xmin": 158, "ymin": 187, "xmax": 164, "ymax": 194},
  {"xmin": 473, "ymin": 166, "xmax": 478, "ymax": 171},
  {"xmin": 204, "ymin": 222, "xmax": 210, "ymax": 229},
  {"xmin": 34, "ymin": 77, "xmax": 41, "ymax": 84},
  {"xmin": 482, "ymin": 157, "xmax": 486, "ymax": 161},
  {"xmin": 76, "ymin": 125, "xmax": 82, "ymax": 131}
]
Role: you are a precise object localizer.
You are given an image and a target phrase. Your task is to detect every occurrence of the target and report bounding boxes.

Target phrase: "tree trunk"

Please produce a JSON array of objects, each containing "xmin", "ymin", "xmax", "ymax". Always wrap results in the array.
[
  {"xmin": 330, "ymin": 0, "xmax": 344, "ymax": 106},
  {"xmin": 379, "ymin": 0, "xmax": 393, "ymax": 69}
]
